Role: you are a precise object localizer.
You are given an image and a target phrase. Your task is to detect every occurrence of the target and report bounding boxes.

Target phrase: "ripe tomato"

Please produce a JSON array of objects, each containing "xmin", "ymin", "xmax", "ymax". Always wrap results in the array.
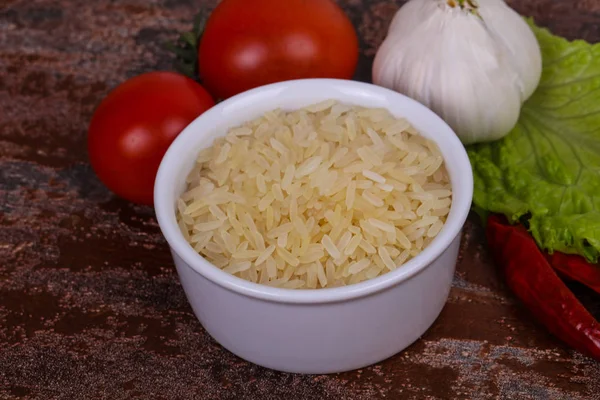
[
  {"xmin": 198, "ymin": 0, "xmax": 359, "ymax": 100},
  {"xmin": 88, "ymin": 71, "xmax": 214, "ymax": 205}
]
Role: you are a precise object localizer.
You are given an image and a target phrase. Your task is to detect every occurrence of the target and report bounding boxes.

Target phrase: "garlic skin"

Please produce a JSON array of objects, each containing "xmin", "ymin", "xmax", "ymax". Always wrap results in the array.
[{"xmin": 373, "ymin": 0, "xmax": 542, "ymax": 145}]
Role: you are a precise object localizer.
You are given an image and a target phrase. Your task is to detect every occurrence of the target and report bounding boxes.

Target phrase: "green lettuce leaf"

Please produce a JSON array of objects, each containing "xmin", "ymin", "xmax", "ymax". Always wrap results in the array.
[{"xmin": 468, "ymin": 23, "xmax": 600, "ymax": 263}]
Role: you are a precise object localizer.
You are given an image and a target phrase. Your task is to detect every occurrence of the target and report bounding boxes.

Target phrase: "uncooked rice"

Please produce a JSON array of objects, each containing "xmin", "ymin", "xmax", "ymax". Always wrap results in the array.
[{"xmin": 177, "ymin": 100, "xmax": 452, "ymax": 289}]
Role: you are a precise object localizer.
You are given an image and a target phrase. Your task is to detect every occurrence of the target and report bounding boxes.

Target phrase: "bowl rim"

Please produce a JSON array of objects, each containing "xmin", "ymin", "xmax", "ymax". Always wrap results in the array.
[{"xmin": 154, "ymin": 78, "xmax": 473, "ymax": 304}]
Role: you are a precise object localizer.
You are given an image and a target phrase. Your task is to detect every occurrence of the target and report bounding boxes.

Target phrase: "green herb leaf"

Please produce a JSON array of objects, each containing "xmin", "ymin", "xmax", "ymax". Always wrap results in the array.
[
  {"xmin": 468, "ymin": 22, "xmax": 600, "ymax": 262},
  {"xmin": 181, "ymin": 32, "xmax": 198, "ymax": 47},
  {"xmin": 165, "ymin": 11, "xmax": 207, "ymax": 81}
]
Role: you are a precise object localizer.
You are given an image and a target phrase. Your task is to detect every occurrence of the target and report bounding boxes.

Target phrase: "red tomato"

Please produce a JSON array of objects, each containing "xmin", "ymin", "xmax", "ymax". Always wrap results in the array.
[
  {"xmin": 88, "ymin": 71, "xmax": 214, "ymax": 205},
  {"xmin": 198, "ymin": 0, "xmax": 359, "ymax": 100}
]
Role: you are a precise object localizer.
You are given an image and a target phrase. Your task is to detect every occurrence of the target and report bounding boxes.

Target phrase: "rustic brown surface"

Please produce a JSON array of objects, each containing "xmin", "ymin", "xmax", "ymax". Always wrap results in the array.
[{"xmin": 1, "ymin": 0, "xmax": 599, "ymax": 399}]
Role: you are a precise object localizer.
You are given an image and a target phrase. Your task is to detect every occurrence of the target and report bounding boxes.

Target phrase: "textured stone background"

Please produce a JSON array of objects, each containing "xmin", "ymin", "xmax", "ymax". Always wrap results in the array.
[{"xmin": 1, "ymin": 0, "xmax": 599, "ymax": 399}]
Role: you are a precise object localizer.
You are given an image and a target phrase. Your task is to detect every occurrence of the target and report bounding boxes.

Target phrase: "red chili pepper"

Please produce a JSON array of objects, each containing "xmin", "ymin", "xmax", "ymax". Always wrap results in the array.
[
  {"xmin": 547, "ymin": 252, "xmax": 600, "ymax": 295},
  {"xmin": 486, "ymin": 215, "xmax": 600, "ymax": 361}
]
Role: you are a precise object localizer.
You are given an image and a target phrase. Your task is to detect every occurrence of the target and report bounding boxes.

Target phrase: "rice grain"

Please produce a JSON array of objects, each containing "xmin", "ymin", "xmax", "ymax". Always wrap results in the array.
[{"xmin": 177, "ymin": 101, "xmax": 451, "ymax": 289}]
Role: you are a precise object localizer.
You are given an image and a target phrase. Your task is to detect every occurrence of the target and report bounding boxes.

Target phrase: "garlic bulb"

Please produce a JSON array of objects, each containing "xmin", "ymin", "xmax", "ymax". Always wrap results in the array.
[{"xmin": 372, "ymin": 0, "xmax": 542, "ymax": 144}]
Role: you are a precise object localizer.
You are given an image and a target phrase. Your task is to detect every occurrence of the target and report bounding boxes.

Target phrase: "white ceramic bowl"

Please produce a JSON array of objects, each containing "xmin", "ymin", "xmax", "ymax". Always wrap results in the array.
[{"xmin": 154, "ymin": 79, "xmax": 473, "ymax": 374}]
